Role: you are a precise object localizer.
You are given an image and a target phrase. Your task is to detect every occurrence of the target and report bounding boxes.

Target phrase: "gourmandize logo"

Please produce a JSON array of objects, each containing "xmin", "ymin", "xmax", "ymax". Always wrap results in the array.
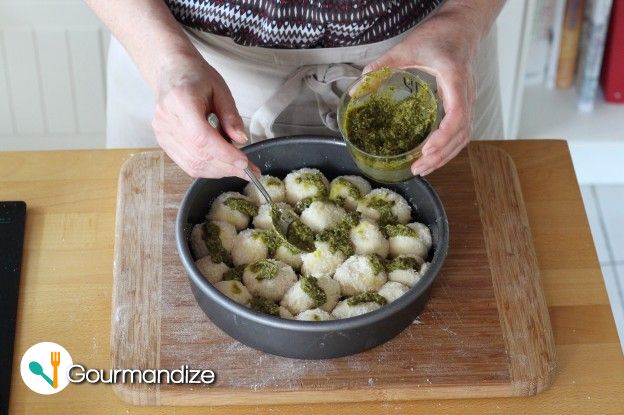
[{"xmin": 20, "ymin": 342, "xmax": 73, "ymax": 395}]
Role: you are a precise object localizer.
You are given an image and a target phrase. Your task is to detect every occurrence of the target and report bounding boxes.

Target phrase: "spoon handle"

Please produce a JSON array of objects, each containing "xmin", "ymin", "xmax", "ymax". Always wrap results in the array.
[{"xmin": 244, "ymin": 167, "xmax": 273, "ymax": 205}]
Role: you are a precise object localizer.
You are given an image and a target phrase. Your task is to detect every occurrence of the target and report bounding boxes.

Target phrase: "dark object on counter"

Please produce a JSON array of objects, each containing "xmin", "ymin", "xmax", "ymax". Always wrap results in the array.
[
  {"xmin": 176, "ymin": 136, "xmax": 448, "ymax": 359},
  {"xmin": 0, "ymin": 201, "xmax": 26, "ymax": 414}
]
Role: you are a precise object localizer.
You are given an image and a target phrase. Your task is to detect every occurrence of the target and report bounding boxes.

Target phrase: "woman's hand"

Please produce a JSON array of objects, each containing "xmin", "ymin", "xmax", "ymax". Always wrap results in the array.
[
  {"xmin": 152, "ymin": 51, "xmax": 260, "ymax": 180},
  {"xmin": 365, "ymin": 1, "xmax": 501, "ymax": 176}
]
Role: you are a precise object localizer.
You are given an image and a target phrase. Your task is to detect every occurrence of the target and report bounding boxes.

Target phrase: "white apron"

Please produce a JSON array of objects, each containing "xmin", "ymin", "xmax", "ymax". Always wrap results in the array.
[{"xmin": 105, "ymin": 25, "xmax": 503, "ymax": 148}]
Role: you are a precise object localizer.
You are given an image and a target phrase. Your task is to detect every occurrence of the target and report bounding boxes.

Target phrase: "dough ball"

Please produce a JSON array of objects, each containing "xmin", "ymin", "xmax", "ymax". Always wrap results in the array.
[
  {"xmin": 349, "ymin": 219, "xmax": 389, "ymax": 258},
  {"xmin": 329, "ymin": 175, "xmax": 372, "ymax": 210},
  {"xmin": 279, "ymin": 306, "xmax": 294, "ymax": 319},
  {"xmin": 252, "ymin": 202, "xmax": 294, "ymax": 230},
  {"xmin": 274, "ymin": 245, "xmax": 303, "ymax": 270},
  {"xmin": 207, "ymin": 191, "xmax": 258, "ymax": 230},
  {"xmin": 386, "ymin": 222, "xmax": 432, "ymax": 259},
  {"xmin": 387, "ymin": 256, "xmax": 429, "ymax": 287},
  {"xmin": 195, "ymin": 256, "xmax": 229, "ymax": 284},
  {"xmin": 378, "ymin": 281, "xmax": 410, "ymax": 303},
  {"xmin": 295, "ymin": 308, "xmax": 335, "ymax": 321},
  {"xmin": 242, "ymin": 259, "xmax": 297, "ymax": 302},
  {"xmin": 334, "ymin": 254, "xmax": 387, "ymax": 296},
  {"xmin": 214, "ymin": 280, "xmax": 252, "ymax": 306},
  {"xmin": 300, "ymin": 200, "xmax": 347, "ymax": 233},
  {"xmin": 284, "ymin": 168, "xmax": 329, "ymax": 205},
  {"xmin": 280, "ymin": 276, "xmax": 341, "ymax": 315},
  {"xmin": 189, "ymin": 221, "xmax": 237, "ymax": 262},
  {"xmin": 231, "ymin": 229, "xmax": 268, "ymax": 266},
  {"xmin": 301, "ymin": 241, "xmax": 346, "ymax": 279},
  {"xmin": 331, "ymin": 296, "xmax": 384, "ymax": 319},
  {"xmin": 244, "ymin": 175, "xmax": 286, "ymax": 205},
  {"xmin": 356, "ymin": 188, "xmax": 411, "ymax": 225}
]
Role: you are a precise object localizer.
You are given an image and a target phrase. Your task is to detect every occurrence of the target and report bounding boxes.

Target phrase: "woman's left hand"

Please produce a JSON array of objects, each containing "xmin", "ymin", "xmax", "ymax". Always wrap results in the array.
[{"xmin": 364, "ymin": 2, "xmax": 496, "ymax": 176}]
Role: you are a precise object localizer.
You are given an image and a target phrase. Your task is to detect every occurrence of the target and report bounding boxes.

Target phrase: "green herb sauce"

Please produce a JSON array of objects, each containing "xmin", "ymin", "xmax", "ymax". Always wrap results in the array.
[
  {"xmin": 316, "ymin": 212, "xmax": 360, "ymax": 257},
  {"xmin": 230, "ymin": 281, "xmax": 242, "ymax": 295},
  {"xmin": 329, "ymin": 177, "xmax": 362, "ymax": 205},
  {"xmin": 384, "ymin": 224, "xmax": 418, "ymax": 238},
  {"xmin": 201, "ymin": 222, "xmax": 232, "ymax": 265},
  {"xmin": 347, "ymin": 291, "xmax": 387, "ymax": 307},
  {"xmin": 294, "ymin": 172, "xmax": 329, "ymax": 198},
  {"xmin": 248, "ymin": 259, "xmax": 280, "ymax": 281},
  {"xmin": 263, "ymin": 176, "xmax": 282, "ymax": 187},
  {"xmin": 252, "ymin": 229, "xmax": 283, "ymax": 255},
  {"xmin": 367, "ymin": 254, "xmax": 385, "ymax": 275},
  {"xmin": 363, "ymin": 195, "xmax": 397, "ymax": 225},
  {"xmin": 295, "ymin": 196, "xmax": 325, "ymax": 214},
  {"xmin": 222, "ymin": 264, "xmax": 245, "ymax": 281},
  {"xmin": 285, "ymin": 219, "xmax": 316, "ymax": 253},
  {"xmin": 386, "ymin": 256, "xmax": 422, "ymax": 273},
  {"xmin": 250, "ymin": 296, "xmax": 280, "ymax": 316},
  {"xmin": 300, "ymin": 276, "xmax": 327, "ymax": 307},
  {"xmin": 223, "ymin": 197, "xmax": 258, "ymax": 217},
  {"xmin": 343, "ymin": 72, "xmax": 437, "ymax": 157}
]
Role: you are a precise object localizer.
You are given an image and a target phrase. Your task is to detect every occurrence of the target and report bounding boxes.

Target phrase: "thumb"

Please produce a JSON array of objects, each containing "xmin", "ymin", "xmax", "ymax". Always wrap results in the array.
[{"xmin": 363, "ymin": 50, "xmax": 405, "ymax": 74}]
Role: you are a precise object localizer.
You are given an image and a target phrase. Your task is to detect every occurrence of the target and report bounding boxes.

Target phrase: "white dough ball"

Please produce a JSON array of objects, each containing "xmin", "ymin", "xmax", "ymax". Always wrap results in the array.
[
  {"xmin": 301, "ymin": 241, "xmax": 346, "ymax": 279},
  {"xmin": 279, "ymin": 306, "xmax": 294, "ymax": 319},
  {"xmin": 280, "ymin": 276, "xmax": 341, "ymax": 314},
  {"xmin": 195, "ymin": 256, "xmax": 229, "ymax": 284},
  {"xmin": 387, "ymin": 257, "xmax": 429, "ymax": 288},
  {"xmin": 252, "ymin": 202, "xmax": 294, "ymax": 230},
  {"xmin": 300, "ymin": 201, "xmax": 347, "ymax": 233},
  {"xmin": 244, "ymin": 175, "xmax": 286, "ymax": 205},
  {"xmin": 284, "ymin": 168, "xmax": 329, "ymax": 205},
  {"xmin": 190, "ymin": 223, "xmax": 210, "ymax": 259},
  {"xmin": 329, "ymin": 175, "xmax": 372, "ymax": 210},
  {"xmin": 331, "ymin": 298, "xmax": 383, "ymax": 319},
  {"xmin": 242, "ymin": 259, "xmax": 297, "ymax": 302},
  {"xmin": 214, "ymin": 280, "xmax": 252, "ymax": 306},
  {"xmin": 386, "ymin": 222, "xmax": 432, "ymax": 259},
  {"xmin": 378, "ymin": 281, "xmax": 410, "ymax": 303},
  {"xmin": 295, "ymin": 308, "xmax": 335, "ymax": 321},
  {"xmin": 207, "ymin": 191, "xmax": 257, "ymax": 230},
  {"xmin": 349, "ymin": 219, "xmax": 389, "ymax": 258},
  {"xmin": 356, "ymin": 188, "xmax": 411, "ymax": 224},
  {"xmin": 274, "ymin": 245, "xmax": 303, "ymax": 270},
  {"xmin": 231, "ymin": 229, "xmax": 268, "ymax": 266},
  {"xmin": 189, "ymin": 220, "xmax": 237, "ymax": 261},
  {"xmin": 334, "ymin": 254, "xmax": 387, "ymax": 296}
]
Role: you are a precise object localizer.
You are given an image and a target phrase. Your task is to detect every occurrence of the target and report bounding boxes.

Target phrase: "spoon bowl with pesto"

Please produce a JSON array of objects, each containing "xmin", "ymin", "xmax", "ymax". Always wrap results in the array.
[{"xmin": 338, "ymin": 68, "xmax": 443, "ymax": 183}]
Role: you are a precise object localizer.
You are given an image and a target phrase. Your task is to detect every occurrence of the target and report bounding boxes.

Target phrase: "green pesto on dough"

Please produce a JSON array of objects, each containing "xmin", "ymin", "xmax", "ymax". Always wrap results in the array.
[
  {"xmin": 285, "ymin": 219, "xmax": 316, "ymax": 253},
  {"xmin": 223, "ymin": 197, "xmax": 259, "ymax": 217},
  {"xmin": 230, "ymin": 281, "xmax": 242, "ymax": 295},
  {"xmin": 329, "ymin": 177, "xmax": 362, "ymax": 204},
  {"xmin": 248, "ymin": 259, "xmax": 280, "ymax": 281},
  {"xmin": 201, "ymin": 222, "xmax": 232, "ymax": 265},
  {"xmin": 222, "ymin": 264, "xmax": 245, "ymax": 281},
  {"xmin": 316, "ymin": 212, "xmax": 360, "ymax": 257},
  {"xmin": 300, "ymin": 276, "xmax": 327, "ymax": 307},
  {"xmin": 343, "ymin": 76, "xmax": 437, "ymax": 157},
  {"xmin": 263, "ymin": 176, "xmax": 282, "ymax": 187},
  {"xmin": 250, "ymin": 296, "xmax": 280, "ymax": 316},
  {"xmin": 384, "ymin": 224, "xmax": 419, "ymax": 238},
  {"xmin": 363, "ymin": 195, "xmax": 397, "ymax": 225},
  {"xmin": 367, "ymin": 254, "xmax": 385, "ymax": 275},
  {"xmin": 386, "ymin": 256, "xmax": 422, "ymax": 272},
  {"xmin": 347, "ymin": 291, "xmax": 387, "ymax": 307},
  {"xmin": 295, "ymin": 196, "xmax": 326, "ymax": 214},
  {"xmin": 294, "ymin": 172, "xmax": 329, "ymax": 198},
  {"xmin": 252, "ymin": 229, "xmax": 283, "ymax": 254}
]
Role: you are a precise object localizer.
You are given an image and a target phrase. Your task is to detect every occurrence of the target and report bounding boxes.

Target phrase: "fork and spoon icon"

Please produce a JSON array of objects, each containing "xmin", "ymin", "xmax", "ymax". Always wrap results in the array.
[{"xmin": 28, "ymin": 351, "xmax": 61, "ymax": 388}]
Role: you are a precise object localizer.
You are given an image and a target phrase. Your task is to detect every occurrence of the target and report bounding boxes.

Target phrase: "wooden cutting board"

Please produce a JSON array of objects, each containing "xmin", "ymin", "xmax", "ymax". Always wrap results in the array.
[{"xmin": 111, "ymin": 143, "xmax": 556, "ymax": 406}]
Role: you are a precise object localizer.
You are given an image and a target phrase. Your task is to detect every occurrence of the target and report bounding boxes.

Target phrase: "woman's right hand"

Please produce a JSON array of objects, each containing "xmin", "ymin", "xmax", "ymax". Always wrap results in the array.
[{"xmin": 152, "ymin": 51, "xmax": 260, "ymax": 180}]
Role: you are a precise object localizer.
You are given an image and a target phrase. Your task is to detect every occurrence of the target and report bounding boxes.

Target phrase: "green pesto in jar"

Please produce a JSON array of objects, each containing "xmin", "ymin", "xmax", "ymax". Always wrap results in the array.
[
  {"xmin": 363, "ymin": 195, "xmax": 397, "ymax": 225},
  {"xmin": 249, "ymin": 259, "xmax": 280, "ymax": 281},
  {"xmin": 367, "ymin": 254, "xmax": 385, "ymax": 275},
  {"xmin": 294, "ymin": 172, "xmax": 329, "ymax": 198},
  {"xmin": 222, "ymin": 264, "xmax": 245, "ymax": 281},
  {"xmin": 250, "ymin": 296, "xmax": 280, "ymax": 316},
  {"xmin": 316, "ymin": 212, "xmax": 360, "ymax": 257},
  {"xmin": 329, "ymin": 177, "xmax": 362, "ymax": 205},
  {"xmin": 201, "ymin": 222, "xmax": 232, "ymax": 265},
  {"xmin": 347, "ymin": 291, "xmax": 387, "ymax": 307},
  {"xmin": 300, "ymin": 276, "xmax": 327, "ymax": 307},
  {"xmin": 342, "ymin": 73, "xmax": 437, "ymax": 157},
  {"xmin": 223, "ymin": 197, "xmax": 258, "ymax": 217},
  {"xmin": 384, "ymin": 224, "xmax": 419, "ymax": 238},
  {"xmin": 386, "ymin": 256, "xmax": 422, "ymax": 272}
]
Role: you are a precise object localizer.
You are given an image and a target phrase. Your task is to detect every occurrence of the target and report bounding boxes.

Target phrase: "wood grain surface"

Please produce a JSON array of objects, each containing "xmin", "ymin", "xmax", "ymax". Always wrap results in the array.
[
  {"xmin": 4, "ymin": 141, "xmax": 623, "ymax": 415},
  {"xmin": 110, "ymin": 143, "xmax": 554, "ymax": 405}
]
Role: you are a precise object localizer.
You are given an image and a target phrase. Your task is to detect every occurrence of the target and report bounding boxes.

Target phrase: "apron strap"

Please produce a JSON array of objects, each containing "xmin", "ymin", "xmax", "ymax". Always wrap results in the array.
[{"xmin": 249, "ymin": 63, "xmax": 361, "ymax": 142}]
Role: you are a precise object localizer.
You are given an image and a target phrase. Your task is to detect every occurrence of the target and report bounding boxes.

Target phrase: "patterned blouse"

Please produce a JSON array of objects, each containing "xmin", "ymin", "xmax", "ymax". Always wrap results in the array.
[{"xmin": 165, "ymin": 0, "xmax": 444, "ymax": 49}]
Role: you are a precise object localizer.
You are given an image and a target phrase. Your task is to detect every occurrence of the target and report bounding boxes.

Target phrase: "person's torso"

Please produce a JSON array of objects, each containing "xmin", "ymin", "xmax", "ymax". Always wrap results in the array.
[{"xmin": 165, "ymin": 0, "xmax": 444, "ymax": 49}]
